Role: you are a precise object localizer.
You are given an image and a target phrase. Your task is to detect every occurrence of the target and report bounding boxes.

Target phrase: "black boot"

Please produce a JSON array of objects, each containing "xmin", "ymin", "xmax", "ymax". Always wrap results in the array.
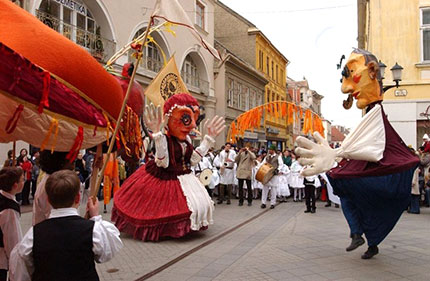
[
  {"xmin": 346, "ymin": 234, "xmax": 365, "ymax": 252},
  {"xmin": 361, "ymin": 246, "xmax": 379, "ymax": 259},
  {"xmin": 304, "ymin": 209, "xmax": 311, "ymax": 213}
]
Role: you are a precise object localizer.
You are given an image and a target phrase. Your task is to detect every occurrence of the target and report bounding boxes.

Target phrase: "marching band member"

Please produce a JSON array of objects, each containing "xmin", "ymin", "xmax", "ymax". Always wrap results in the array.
[
  {"xmin": 193, "ymin": 153, "xmax": 214, "ymax": 198},
  {"xmin": 290, "ymin": 156, "xmax": 305, "ymax": 202},
  {"xmin": 277, "ymin": 163, "xmax": 291, "ymax": 202},
  {"xmin": 218, "ymin": 143, "xmax": 236, "ymax": 204},
  {"xmin": 252, "ymin": 155, "xmax": 264, "ymax": 198},
  {"xmin": 261, "ymin": 145, "xmax": 283, "ymax": 209}
]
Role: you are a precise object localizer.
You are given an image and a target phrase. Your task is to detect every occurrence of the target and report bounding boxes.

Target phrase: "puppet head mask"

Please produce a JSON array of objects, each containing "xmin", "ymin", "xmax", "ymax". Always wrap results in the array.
[
  {"xmin": 341, "ymin": 49, "xmax": 383, "ymax": 109},
  {"xmin": 164, "ymin": 93, "xmax": 200, "ymax": 141}
]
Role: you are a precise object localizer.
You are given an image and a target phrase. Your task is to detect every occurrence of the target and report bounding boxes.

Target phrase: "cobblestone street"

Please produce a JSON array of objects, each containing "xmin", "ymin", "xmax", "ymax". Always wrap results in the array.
[{"xmin": 19, "ymin": 200, "xmax": 430, "ymax": 281}]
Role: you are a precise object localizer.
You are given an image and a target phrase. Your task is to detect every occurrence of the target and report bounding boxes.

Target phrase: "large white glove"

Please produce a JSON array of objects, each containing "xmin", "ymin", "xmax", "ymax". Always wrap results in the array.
[
  {"xmin": 295, "ymin": 132, "xmax": 341, "ymax": 176},
  {"xmin": 142, "ymin": 103, "xmax": 168, "ymax": 134},
  {"xmin": 204, "ymin": 115, "xmax": 225, "ymax": 138}
]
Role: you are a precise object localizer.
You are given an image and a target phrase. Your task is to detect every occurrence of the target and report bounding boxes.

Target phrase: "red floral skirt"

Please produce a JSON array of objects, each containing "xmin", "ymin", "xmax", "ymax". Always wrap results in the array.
[{"xmin": 112, "ymin": 165, "xmax": 205, "ymax": 241}]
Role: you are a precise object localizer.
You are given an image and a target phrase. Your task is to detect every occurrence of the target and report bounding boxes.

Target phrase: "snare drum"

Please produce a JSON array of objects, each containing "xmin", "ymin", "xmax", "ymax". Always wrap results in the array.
[{"xmin": 255, "ymin": 163, "xmax": 276, "ymax": 185}]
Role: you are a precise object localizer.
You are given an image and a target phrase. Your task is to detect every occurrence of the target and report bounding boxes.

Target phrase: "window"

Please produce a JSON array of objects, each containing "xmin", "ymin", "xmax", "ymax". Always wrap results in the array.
[
  {"xmin": 300, "ymin": 91, "xmax": 304, "ymax": 102},
  {"xmin": 242, "ymin": 86, "xmax": 250, "ymax": 110},
  {"xmin": 228, "ymin": 79, "xmax": 234, "ymax": 107},
  {"xmin": 276, "ymin": 65, "xmax": 278, "ymax": 83},
  {"xmin": 259, "ymin": 50, "xmax": 263, "ymax": 70},
  {"xmin": 134, "ymin": 28, "xmax": 162, "ymax": 72},
  {"xmin": 182, "ymin": 55, "xmax": 199, "ymax": 87},
  {"xmin": 271, "ymin": 61, "xmax": 274, "ymax": 80},
  {"xmin": 196, "ymin": 0, "xmax": 205, "ymax": 30},
  {"xmin": 38, "ymin": 0, "xmax": 96, "ymax": 49},
  {"xmin": 422, "ymin": 8, "xmax": 430, "ymax": 61},
  {"xmin": 272, "ymin": 92, "xmax": 275, "ymax": 102},
  {"xmin": 267, "ymin": 89, "xmax": 271, "ymax": 103},
  {"xmin": 266, "ymin": 56, "xmax": 269, "ymax": 75},
  {"xmin": 280, "ymin": 70, "xmax": 284, "ymax": 85},
  {"xmin": 12, "ymin": 0, "xmax": 24, "ymax": 8},
  {"xmin": 250, "ymin": 89, "xmax": 256, "ymax": 109},
  {"xmin": 257, "ymin": 92, "xmax": 263, "ymax": 106},
  {"xmin": 237, "ymin": 83, "xmax": 243, "ymax": 109}
]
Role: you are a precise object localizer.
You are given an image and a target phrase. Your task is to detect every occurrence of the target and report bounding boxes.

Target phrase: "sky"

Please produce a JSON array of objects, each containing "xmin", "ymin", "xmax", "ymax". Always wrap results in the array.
[{"xmin": 220, "ymin": 0, "xmax": 361, "ymax": 129}]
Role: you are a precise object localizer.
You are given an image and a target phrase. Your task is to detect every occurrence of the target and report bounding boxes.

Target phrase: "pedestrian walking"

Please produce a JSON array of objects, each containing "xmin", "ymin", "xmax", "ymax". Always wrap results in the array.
[
  {"xmin": 235, "ymin": 144, "xmax": 256, "ymax": 206},
  {"xmin": 304, "ymin": 172, "xmax": 317, "ymax": 213}
]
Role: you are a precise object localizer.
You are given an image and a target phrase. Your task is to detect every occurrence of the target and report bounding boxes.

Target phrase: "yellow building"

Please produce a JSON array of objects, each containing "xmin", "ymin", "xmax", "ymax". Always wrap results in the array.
[
  {"xmin": 358, "ymin": 0, "xmax": 430, "ymax": 148},
  {"xmin": 253, "ymin": 29, "xmax": 290, "ymax": 149}
]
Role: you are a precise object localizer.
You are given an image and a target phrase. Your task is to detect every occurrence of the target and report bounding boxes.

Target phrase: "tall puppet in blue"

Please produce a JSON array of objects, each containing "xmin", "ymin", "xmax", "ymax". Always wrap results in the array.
[{"xmin": 295, "ymin": 49, "xmax": 419, "ymax": 259}]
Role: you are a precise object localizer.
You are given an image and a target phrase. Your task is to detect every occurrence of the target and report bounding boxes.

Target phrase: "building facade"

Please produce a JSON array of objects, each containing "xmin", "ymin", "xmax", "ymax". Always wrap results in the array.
[
  {"xmin": 214, "ymin": 41, "xmax": 268, "ymax": 148},
  {"xmin": 358, "ymin": 0, "xmax": 430, "ymax": 148},
  {"xmin": 286, "ymin": 77, "xmax": 324, "ymax": 145},
  {"xmin": 214, "ymin": 0, "xmax": 290, "ymax": 151}
]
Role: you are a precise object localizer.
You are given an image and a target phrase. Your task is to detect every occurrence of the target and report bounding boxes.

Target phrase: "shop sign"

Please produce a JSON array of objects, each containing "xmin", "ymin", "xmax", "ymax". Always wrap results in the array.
[
  {"xmin": 244, "ymin": 131, "xmax": 258, "ymax": 139},
  {"xmin": 54, "ymin": 0, "xmax": 86, "ymax": 14},
  {"xmin": 266, "ymin": 127, "xmax": 279, "ymax": 134}
]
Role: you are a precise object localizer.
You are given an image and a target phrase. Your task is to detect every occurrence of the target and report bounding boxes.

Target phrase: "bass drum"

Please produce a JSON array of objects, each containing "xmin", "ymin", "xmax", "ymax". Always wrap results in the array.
[{"xmin": 256, "ymin": 163, "xmax": 275, "ymax": 185}]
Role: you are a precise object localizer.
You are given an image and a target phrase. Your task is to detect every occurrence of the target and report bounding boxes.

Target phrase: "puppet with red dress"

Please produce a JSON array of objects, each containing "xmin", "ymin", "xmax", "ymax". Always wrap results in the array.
[{"xmin": 112, "ymin": 93, "xmax": 225, "ymax": 241}]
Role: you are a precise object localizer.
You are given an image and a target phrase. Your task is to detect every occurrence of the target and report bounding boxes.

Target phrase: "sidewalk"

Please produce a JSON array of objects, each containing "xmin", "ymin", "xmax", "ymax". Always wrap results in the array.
[
  {"xmin": 149, "ymin": 202, "xmax": 430, "ymax": 281},
  {"xmin": 19, "ymin": 200, "xmax": 430, "ymax": 281}
]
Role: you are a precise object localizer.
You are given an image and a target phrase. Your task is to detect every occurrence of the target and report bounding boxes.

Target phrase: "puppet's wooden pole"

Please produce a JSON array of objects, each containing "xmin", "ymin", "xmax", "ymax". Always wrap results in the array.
[
  {"xmin": 90, "ymin": 17, "xmax": 153, "ymax": 199},
  {"xmin": 12, "ymin": 141, "xmax": 16, "ymax": 167}
]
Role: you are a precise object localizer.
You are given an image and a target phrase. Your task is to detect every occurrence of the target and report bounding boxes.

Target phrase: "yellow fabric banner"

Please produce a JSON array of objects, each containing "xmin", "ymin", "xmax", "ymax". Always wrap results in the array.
[{"xmin": 144, "ymin": 56, "xmax": 188, "ymax": 106}]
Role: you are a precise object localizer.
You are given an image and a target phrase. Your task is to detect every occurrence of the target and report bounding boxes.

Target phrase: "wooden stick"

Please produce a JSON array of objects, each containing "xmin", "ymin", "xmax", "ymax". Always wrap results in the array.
[
  {"xmin": 12, "ymin": 141, "xmax": 16, "ymax": 167},
  {"xmin": 91, "ymin": 18, "xmax": 153, "ymax": 198}
]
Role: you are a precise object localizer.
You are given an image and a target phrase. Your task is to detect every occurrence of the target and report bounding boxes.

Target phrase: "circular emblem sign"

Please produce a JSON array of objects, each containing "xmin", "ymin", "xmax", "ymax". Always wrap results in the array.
[{"xmin": 160, "ymin": 73, "xmax": 185, "ymax": 100}]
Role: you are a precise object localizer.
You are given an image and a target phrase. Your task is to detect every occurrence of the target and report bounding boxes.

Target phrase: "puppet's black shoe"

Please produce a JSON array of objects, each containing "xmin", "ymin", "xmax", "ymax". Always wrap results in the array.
[
  {"xmin": 260, "ymin": 204, "xmax": 266, "ymax": 209},
  {"xmin": 361, "ymin": 246, "xmax": 379, "ymax": 259},
  {"xmin": 346, "ymin": 234, "xmax": 365, "ymax": 252}
]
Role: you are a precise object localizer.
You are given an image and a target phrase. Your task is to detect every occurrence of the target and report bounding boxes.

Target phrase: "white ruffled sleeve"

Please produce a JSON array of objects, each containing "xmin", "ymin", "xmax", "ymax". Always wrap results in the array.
[
  {"xmin": 91, "ymin": 215, "xmax": 123, "ymax": 263},
  {"xmin": 336, "ymin": 104, "xmax": 385, "ymax": 162},
  {"xmin": 190, "ymin": 135, "xmax": 215, "ymax": 166},
  {"xmin": 152, "ymin": 132, "xmax": 169, "ymax": 168}
]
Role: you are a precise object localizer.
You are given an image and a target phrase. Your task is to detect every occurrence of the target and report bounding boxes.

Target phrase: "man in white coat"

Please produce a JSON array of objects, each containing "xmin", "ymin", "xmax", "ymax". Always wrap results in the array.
[
  {"xmin": 218, "ymin": 143, "xmax": 236, "ymax": 204},
  {"xmin": 261, "ymin": 145, "xmax": 283, "ymax": 209}
]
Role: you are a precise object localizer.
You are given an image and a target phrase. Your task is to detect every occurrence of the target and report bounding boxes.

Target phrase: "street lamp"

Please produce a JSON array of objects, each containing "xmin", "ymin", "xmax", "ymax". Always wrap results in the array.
[{"xmin": 379, "ymin": 60, "xmax": 403, "ymax": 92}]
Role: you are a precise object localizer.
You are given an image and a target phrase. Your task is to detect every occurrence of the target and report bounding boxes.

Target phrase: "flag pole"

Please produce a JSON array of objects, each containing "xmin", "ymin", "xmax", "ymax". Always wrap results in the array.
[{"xmin": 90, "ymin": 17, "xmax": 154, "ymax": 199}]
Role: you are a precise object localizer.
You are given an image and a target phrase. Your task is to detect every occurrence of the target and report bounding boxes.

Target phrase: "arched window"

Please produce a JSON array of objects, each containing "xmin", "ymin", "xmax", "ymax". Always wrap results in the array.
[
  {"xmin": 36, "ymin": 0, "xmax": 108, "ymax": 60},
  {"xmin": 132, "ymin": 28, "xmax": 163, "ymax": 73},
  {"xmin": 38, "ymin": 0, "xmax": 94, "ymax": 47},
  {"xmin": 181, "ymin": 55, "xmax": 199, "ymax": 87}
]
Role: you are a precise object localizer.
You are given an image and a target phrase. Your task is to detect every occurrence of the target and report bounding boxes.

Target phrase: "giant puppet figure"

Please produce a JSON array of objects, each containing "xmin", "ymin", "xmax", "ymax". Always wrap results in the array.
[
  {"xmin": 295, "ymin": 49, "xmax": 419, "ymax": 259},
  {"xmin": 112, "ymin": 93, "xmax": 225, "ymax": 241}
]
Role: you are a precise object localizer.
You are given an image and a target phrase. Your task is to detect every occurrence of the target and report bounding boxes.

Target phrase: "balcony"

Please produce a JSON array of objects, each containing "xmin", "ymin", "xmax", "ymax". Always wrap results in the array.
[
  {"xmin": 136, "ymin": 56, "xmax": 164, "ymax": 74},
  {"xmin": 36, "ymin": 10, "xmax": 116, "ymax": 63},
  {"xmin": 181, "ymin": 71, "xmax": 209, "ymax": 95}
]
